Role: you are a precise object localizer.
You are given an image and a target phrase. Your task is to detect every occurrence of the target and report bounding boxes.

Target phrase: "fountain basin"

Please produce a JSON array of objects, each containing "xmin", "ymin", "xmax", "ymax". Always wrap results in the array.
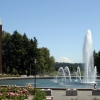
[{"xmin": 0, "ymin": 77, "xmax": 100, "ymax": 89}]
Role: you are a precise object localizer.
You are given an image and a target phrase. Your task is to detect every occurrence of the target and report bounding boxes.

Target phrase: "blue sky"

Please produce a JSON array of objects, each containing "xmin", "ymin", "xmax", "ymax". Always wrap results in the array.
[{"xmin": 0, "ymin": 0, "xmax": 100, "ymax": 63}]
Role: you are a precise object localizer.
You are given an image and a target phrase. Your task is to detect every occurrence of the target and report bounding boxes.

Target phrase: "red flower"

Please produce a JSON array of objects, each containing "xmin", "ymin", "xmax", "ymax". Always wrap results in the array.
[
  {"xmin": 0, "ymin": 93, "xmax": 2, "ymax": 96},
  {"xmin": 23, "ymin": 89, "xmax": 27, "ymax": 93}
]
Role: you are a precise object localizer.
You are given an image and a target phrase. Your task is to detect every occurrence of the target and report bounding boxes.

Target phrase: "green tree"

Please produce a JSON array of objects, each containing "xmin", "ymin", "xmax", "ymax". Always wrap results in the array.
[
  {"xmin": 12, "ymin": 68, "xmax": 17, "ymax": 75},
  {"xmin": 36, "ymin": 47, "xmax": 55, "ymax": 74},
  {"xmin": 94, "ymin": 50, "xmax": 100, "ymax": 74},
  {"xmin": 2, "ymin": 30, "xmax": 55, "ymax": 75},
  {"xmin": 6, "ymin": 66, "xmax": 10, "ymax": 74}
]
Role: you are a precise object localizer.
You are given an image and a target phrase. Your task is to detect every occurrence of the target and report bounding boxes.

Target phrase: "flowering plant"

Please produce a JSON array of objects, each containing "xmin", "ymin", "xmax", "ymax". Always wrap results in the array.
[{"xmin": 0, "ymin": 85, "xmax": 29, "ymax": 100}]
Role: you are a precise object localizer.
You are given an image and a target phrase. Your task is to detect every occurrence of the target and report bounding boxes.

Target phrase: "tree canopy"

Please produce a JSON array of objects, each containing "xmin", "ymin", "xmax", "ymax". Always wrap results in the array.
[{"xmin": 2, "ymin": 30, "xmax": 55, "ymax": 75}]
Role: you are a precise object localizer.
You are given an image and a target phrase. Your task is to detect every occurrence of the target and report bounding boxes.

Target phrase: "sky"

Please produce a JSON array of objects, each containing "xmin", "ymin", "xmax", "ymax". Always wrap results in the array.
[{"xmin": 0, "ymin": 0, "xmax": 100, "ymax": 63}]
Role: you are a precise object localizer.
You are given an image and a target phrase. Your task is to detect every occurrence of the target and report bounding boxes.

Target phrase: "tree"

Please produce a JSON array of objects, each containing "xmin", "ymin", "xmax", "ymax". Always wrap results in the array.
[
  {"xmin": 2, "ymin": 30, "xmax": 55, "ymax": 75},
  {"xmin": 6, "ymin": 66, "xmax": 10, "ymax": 74},
  {"xmin": 36, "ymin": 47, "xmax": 55, "ymax": 74},
  {"xmin": 94, "ymin": 50, "xmax": 100, "ymax": 74},
  {"xmin": 12, "ymin": 68, "xmax": 17, "ymax": 75}
]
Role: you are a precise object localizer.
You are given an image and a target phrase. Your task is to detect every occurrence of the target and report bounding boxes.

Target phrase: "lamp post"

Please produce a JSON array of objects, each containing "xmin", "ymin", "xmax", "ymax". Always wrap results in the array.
[
  {"xmin": 0, "ymin": 19, "xmax": 2, "ymax": 73},
  {"xmin": 34, "ymin": 59, "xmax": 37, "ymax": 93}
]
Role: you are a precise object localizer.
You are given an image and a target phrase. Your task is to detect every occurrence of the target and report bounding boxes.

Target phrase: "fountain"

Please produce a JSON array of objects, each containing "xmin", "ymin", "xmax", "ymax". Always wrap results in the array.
[
  {"xmin": 57, "ymin": 67, "xmax": 66, "ymax": 83},
  {"xmin": 64, "ymin": 66, "xmax": 72, "ymax": 82},
  {"xmin": 54, "ymin": 30, "xmax": 97, "ymax": 86},
  {"xmin": 83, "ymin": 30, "xmax": 97, "ymax": 83},
  {"xmin": 55, "ymin": 67, "xmax": 72, "ymax": 83},
  {"xmin": 54, "ymin": 75, "xmax": 57, "ymax": 83},
  {"xmin": 75, "ymin": 67, "xmax": 82, "ymax": 82}
]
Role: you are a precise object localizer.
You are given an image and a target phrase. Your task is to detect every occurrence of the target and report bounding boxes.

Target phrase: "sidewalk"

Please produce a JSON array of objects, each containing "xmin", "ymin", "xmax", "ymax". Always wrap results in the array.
[
  {"xmin": 25, "ymin": 90, "xmax": 100, "ymax": 100},
  {"xmin": 52, "ymin": 90, "xmax": 100, "ymax": 100}
]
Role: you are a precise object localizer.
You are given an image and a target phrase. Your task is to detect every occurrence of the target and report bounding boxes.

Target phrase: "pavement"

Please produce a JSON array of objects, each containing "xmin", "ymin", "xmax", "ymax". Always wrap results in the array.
[
  {"xmin": 25, "ymin": 90, "xmax": 100, "ymax": 100},
  {"xmin": 51, "ymin": 90, "xmax": 100, "ymax": 100}
]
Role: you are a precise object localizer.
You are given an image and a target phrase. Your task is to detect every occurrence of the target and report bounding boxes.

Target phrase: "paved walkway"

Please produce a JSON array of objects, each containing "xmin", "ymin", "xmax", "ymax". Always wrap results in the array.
[
  {"xmin": 25, "ymin": 90, "xmax": 100, "ymax": 100},
  {"xmin": 52, "ymin": 90, "xmax": 100, "ymax": 100}
]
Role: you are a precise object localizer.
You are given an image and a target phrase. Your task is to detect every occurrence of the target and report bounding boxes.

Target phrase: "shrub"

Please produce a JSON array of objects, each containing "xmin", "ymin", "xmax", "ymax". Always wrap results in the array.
[
  {"xmin": 33, "ymin": 89, "xmax": 46, "ymax": 100},
  {"xmin": 0, "ymin": 86, "xmax": 29, "ymax": 99},
  {"xmin": 26, "ymin": 84, "xmax": 34, "ymax": 95},
  {"xmin": 93, "ymin": 97, "xmax": 100, "ymax": 100},
  {"xmin": 0, "ymin": 93, "xmax": 7, "ymax": 100}
]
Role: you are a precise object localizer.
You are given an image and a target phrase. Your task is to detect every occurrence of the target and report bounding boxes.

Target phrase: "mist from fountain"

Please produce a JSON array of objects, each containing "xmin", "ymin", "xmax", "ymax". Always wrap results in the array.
[
  {"xmin": 64, "ymin": 66, "xmax": 72, "ymax": 82},
  {"xmin": 75, "ymin": 67, "xmax": 82, "ymax": 82},
  {"xmin": 55, "ymin": 67, "xmax": 72, "ymax": 83},
  {"xmin": 54, "ymin": 30, "xmax": 97, "ymax": 84},
  {"xmin": 57, "ymin": 67, "xmax": 66, "ymax": 83},
  {"xmin": 54, "ymin": 75, "xmax": 58, "ymax": 83},
  {"xmin": 83, "ymin": 30, "xmax": 97, "ymax": 83}
]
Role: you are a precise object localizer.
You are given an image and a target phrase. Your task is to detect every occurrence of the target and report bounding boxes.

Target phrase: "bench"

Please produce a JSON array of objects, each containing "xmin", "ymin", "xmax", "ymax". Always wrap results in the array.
[
  {"xmin": 41, "ymin": 89, "xmax": 52, "ymax": 96},
  {"xmin": 66, "ymin": 88, "xmax": 77, "ymax": 96},
  {"xmin": 46, "ymin": 96, "xmax": 53, "ymax": 100},
  {"xmin": 92, "ymin": 89, "xmax": 100, "ymax": 95},
  {"xmin": 41, "ymin": 89, "xmax": 54, "ymax": 99}
]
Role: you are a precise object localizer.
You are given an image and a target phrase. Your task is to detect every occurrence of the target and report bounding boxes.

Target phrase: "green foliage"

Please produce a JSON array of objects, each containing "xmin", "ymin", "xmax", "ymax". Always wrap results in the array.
[
  {"xmin": 33, "ymin": 89, "xmax": 46, "ymax": 100},
  {"xmin": 2, "ymin": 30, "xmax": 55, "ymax": 75},
  {"xmin": 0, "ymin": 86, "xmax": 29, "ymax": 100},
  {"xmin": 13, "ymin": 94, "xmax": 25, "ymax": 100},
  {"xmin": 6, "ymin": 66, "xmax": 10, "ymax": 74},
  {"xmin": 50, "ymin": 71, "xmax": 57, "ymax": 76},
  {"xmin": 54, "ymin": 62, "xmax": 82, "ymax": 72},
  {"xmin": 0, "ymin": 74, "xmax": 20, "ymax": 78},
  {"xmin": 37, "ymin": 48, "xmax": 55, "ymax": 75},
  {"xmin": 92, "ymin": 97, "xmax": 100, "ymax": 100},
  {"xmin": 27, "ymin": 88, "xmax": 34, "ymax": 95},
  {"xmin": 0, "ymin": 94, "xmax": 7, "ymax": 100},
  {"xmin": 94, "ymin": 50, "xmax": 100, "ymax": 74},
  {"xmin": 71, "ymin": 99, "xmax": 78, "ymax": 100}
]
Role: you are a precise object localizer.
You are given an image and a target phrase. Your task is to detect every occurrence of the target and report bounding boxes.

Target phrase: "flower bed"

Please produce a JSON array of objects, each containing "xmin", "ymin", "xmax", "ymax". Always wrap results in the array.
[{"xmin": 0, "ymin": 84, "xmax": 34, "ymax": 100}]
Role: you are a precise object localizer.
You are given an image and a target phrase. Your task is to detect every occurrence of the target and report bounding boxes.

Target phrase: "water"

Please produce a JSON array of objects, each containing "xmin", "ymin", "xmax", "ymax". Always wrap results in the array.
[
  {"xmin": 0, "ymin": 78, "xmax": 100, "ymax": 89},
  {"xmin": 57, "ymin": 67, "xmax": 66, "ymax": 82},
  {"xmin": 56, "ymin": 67, "xmax": 72, "ymax": 83},
  {"xmin": 54, "ymin": 30, "xmax": 97, "ymax": 86},
  {"xmin": 55, "ymin": 30, "xmax": 97, "ymax": 84},
  {"xmin": 76, "ymin": 67, "xmax": 82, "ymax": 82},
  {"xmin": 83, "ymin": 30, "xmax": 97, "ymax": 83},
  {"xmin": 64, "ymin": 66, "xmax": 72, "ymax": 82}
]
